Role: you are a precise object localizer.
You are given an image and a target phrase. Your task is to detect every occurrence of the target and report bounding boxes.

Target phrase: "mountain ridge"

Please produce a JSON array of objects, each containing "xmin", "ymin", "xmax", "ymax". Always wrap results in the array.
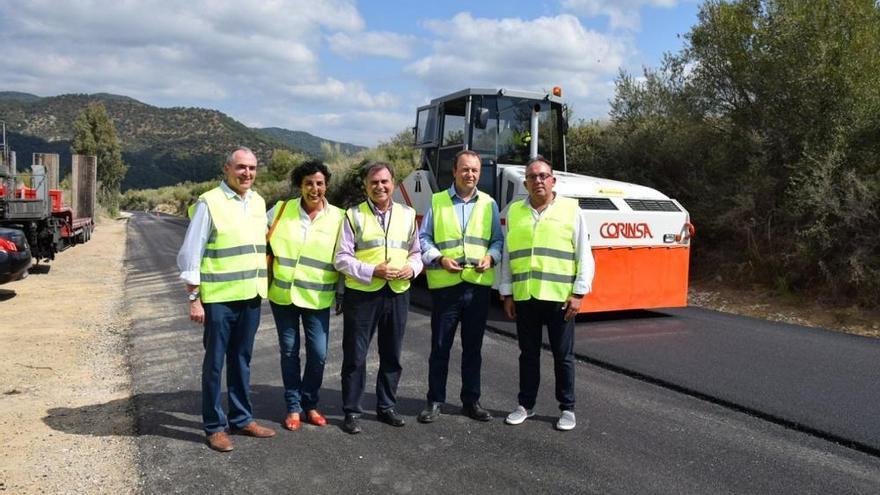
[{"xmin": 0, "ymin": 92, "xmax": 364, "ymax": 189}]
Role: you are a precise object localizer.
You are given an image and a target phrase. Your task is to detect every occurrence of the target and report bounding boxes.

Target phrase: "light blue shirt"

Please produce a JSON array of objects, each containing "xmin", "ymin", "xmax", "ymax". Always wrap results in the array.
[
  {"xmin": 418, "ymin": 185, "xmax": 504, "ymax": 266},
  {"xmin": 176, "ymin": 181, "xmax": 258, "ymax": 286}
]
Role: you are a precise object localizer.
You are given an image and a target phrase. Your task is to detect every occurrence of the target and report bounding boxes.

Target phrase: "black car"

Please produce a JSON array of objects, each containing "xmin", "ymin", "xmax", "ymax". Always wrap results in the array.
[{"xmin": 0, "ymin": 227, "xmax": 32, "ymax": 284}]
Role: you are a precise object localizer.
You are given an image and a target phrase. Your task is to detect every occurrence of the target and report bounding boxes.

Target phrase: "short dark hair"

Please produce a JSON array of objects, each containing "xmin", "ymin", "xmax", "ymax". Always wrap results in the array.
[
  {"xmin": 362, "ymin": 162, "xmax": 394, "ymax": 183},
  {"xmin": 453, "ymin": 149, "xmax": 481, "ymax": 169},
  {"xmin": 290, "ymin": 160, "xmax": 331, "ymax": 189}
]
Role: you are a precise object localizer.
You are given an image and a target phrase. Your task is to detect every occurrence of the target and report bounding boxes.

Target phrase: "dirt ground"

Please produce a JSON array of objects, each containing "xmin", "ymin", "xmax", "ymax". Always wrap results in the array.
[
  {"xmin": 689, "ymin": 280, "xmax": 880, "ymax": 339},
  {"xmin": 0, "ymin": 216, "xmax": 137, "ymax": 494},
  {"xmin": 0, "ymin": 218, "xmax": 876, "ymax": 494}
]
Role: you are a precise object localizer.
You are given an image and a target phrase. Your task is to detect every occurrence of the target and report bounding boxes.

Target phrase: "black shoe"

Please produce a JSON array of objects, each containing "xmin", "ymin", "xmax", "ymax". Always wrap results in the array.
[
  {"xmin": 462, "ymin": 402, "xmax": 492, "ymax": 422},
  {"xmin": 342, "ymin": 414, "xmax": 361, "ymax": 434},
  {"xmin": 417, "ymin": 402, "xmax": 441, "ymax": 424},
  {"xmin": 376, "ymin": 408, "xmax": 406, "ymax": 427}
]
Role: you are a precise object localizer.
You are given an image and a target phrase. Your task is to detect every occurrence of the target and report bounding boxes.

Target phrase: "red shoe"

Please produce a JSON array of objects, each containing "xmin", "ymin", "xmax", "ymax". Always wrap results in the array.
[
  {"xmin": 306, "ymin": 409, "xmax": 327, "ymax": 427},
  {"xmin": 283, "ymin": 412, "xmax": 301, "ymax": 431}
]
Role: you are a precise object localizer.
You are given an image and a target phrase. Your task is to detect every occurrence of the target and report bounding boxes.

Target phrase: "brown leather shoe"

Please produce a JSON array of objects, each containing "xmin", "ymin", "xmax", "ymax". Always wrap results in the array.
[
  {"xmin": 206, "ymin": 431, "xmax": 233, "ymax": 452},
  {"xmin": 305, "ymin": 409, "xmax": 327, "ymax": 427},
  {"xmin": 233, "ymin": 422, "xmax": 276, "ymax": 438},
  {"xmin": 283, "ymin": 412, "xmax": 301, "ymax": 431}
]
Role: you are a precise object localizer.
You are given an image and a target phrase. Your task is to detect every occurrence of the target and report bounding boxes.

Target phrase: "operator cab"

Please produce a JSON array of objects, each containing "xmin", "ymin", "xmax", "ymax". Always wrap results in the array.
[{"xmin": 413, "ymin": 88, "xmax": 568, "ymax": 197}]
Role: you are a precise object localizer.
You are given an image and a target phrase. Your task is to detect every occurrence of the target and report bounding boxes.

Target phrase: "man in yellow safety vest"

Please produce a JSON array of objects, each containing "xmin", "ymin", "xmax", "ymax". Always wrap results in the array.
[
  {"xmin": 416, "ymin": 150, "xmax": 503, "ymax": 424},
  {"xmin": 499, "ymin": 156, "xmax": 595, "ymax": 432},
  {"xmin": 177, "ymin": 147, "xmax": 276, "ymax": 452},
  {"xmin": 334, "ymin": 162, "xmax": 423, "ymax": 434}
]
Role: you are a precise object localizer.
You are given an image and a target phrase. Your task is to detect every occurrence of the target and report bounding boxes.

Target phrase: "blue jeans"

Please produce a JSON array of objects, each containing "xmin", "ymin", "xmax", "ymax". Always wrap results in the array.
[
  {"xmin": 427, "ymin": 283, "xmax": 489, "ymax": 405},
  {"xmin": 270, "ymin": 301, "xmax": 330, "ymax": 413},
  {"xmin": 202, "ymin": 297, "xmax": 262, "ymax": 434},
  {"xmin": 514, "ymin": 298, "xmax": 576, "ymax": 411}
]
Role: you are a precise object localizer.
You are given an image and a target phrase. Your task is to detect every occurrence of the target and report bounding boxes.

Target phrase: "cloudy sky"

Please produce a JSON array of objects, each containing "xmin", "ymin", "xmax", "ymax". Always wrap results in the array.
[{"xmin": 0, "ymin": 0, "xmax": 699, "ymax": 146}]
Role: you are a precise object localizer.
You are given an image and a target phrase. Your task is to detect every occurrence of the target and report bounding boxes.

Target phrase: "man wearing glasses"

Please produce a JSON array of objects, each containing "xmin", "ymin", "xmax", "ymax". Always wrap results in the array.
[
  {"xmin": 416, "ymin": 150, "xmax": 504, "ymax": 424},
  {"xmin": 499, "ymin": 156, "xmax": 595, "ymax": 431}
]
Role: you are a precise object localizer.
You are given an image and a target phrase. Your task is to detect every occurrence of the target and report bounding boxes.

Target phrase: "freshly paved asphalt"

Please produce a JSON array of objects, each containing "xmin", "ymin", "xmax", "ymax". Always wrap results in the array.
[
  {"xmin": 80, "ymin": 211, "xmax": 880, "ymax": 494},
  {"xmin": 414, "ymin": 293, "xmax": 880, "ymax": 454}
]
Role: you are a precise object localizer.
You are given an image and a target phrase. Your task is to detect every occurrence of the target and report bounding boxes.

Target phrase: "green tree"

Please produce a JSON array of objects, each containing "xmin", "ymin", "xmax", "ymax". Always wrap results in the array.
[
  {"xmin": 72, "ymin": 102, "xmax": 129, "ymax": 206},
  {"xmin": 266, "ymin": 148, "xmax": 308, "ymax": 182},
  {"xmin": 325, "ymin": 129, "xmax": 419, "ymax": 209},
  {"xmin": 569, "ymin": 0, "xmax": 880, "ymax": 305},
  {"xmin": 686, "ymin": 0, "xmax": 880, "ymax": 303},
  {"xmin": 320, "ymin": 142, "xmax": 345, "ymax": 164}
]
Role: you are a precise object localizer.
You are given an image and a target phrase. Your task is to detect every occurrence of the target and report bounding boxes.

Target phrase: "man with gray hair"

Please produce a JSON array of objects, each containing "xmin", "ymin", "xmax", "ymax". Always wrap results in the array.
[{"xmin": 177, "ymin": 147, "xmax": 276, "ymax": 452}]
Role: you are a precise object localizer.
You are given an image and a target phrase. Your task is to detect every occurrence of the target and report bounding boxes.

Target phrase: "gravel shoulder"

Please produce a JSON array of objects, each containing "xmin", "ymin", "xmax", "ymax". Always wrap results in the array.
[{"xmin": 0, "ymin": 216, "xmax": 137, "ymax": 494}]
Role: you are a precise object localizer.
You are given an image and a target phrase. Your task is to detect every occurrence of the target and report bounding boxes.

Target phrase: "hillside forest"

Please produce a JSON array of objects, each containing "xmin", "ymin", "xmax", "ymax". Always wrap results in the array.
[{"xmin": 0, "ymin": 93, "xmax": 365, "ymax": 191}]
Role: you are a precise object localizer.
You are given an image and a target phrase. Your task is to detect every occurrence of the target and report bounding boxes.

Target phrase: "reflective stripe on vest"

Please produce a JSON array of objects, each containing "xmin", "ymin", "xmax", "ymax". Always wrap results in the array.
[
  {"xmin": 344, "ymin": 201, "xmax": 415, "ymax": 293},
  {"xmin": 196, "ymin": 186, "xmax": 268, "ymax": 303},
  {"xmin": 267, "ymin": 198, "xmax": 343, "ymax": 309},
  {"xmin": 506, "ymin": 196, "xmax": 579, "ymax": 302},
  {"xmin": 425, "ymin": 190, "xmax": 496, "ymax": 289}
]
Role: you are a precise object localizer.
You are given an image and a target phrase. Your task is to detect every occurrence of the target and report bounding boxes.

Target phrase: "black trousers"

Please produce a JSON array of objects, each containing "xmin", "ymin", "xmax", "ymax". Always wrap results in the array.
[
  {"xmin": 427, "ymin": 282, "xmax": 490, "ymax": 405},
  {"xmin": 514, "ymin": 298, "xmax": 576, "ymax": 411},
  {"xmin": 341, "ymin": 286, "xmax": 409, "ymax": 415}
]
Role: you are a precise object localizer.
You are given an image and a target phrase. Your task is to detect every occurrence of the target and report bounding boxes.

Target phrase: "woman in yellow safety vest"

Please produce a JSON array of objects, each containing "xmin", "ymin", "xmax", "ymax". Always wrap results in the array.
[{"xmin": 266, "ymin": 161, "xmax": 344, "ymax": 432}]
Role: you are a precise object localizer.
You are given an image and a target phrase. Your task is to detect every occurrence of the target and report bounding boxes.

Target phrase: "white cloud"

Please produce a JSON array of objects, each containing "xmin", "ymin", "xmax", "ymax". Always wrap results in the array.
[
  {"xmin": 0, "ymin": 0, "xmax": 365, "ymax": 102},
  {"xmin": 562, "ymin": 0, "xmax": 679, "ymax": 31},
  {"xmin": 0, "ymin": 0, "xmax": 410, "ymax": 145},
  {"xmin": 0, "ymin": 1, "xmax": 678, "ymax": 145},
  {"xmin": 258, "ymin": 109, "xmax": 412, "ymax": 147},
  {"xmin": 282, "ymin": 78, "xmax": 395, "ymax": 108},
  {"xmin": 327, "ymin": 31, "xmax": 417, "ymax": 59},
  {"xmin": 405, "ymin": 12, "xmax": 629, "ymax": 116},
  {"xmin": 7, "ymin": 0, "xmax": 364, "ymax": 41},
  {"xmin": 2, "ymin": 43, "xmax": 230, "ymax": 101}
]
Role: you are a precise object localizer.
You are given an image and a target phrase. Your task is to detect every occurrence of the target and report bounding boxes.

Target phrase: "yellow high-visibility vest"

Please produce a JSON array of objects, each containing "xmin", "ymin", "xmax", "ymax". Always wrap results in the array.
[
  {"xmin": 193, "ymin": 186, "xmax": 267, "ymax": 303},
  {"xmin": 267, "ymin": 198, "xmax": 343, "ymax": 309},
  {"xmin": 506, "ymin": 196, "xmax": 579, "ymax": 302},
  {"xmin": 344, "ymin": 201, "xmax": 415, "ymax": 293},
  {"xmin": 425, "ymin": 190, "xmax": 495, "ymax": 289}
]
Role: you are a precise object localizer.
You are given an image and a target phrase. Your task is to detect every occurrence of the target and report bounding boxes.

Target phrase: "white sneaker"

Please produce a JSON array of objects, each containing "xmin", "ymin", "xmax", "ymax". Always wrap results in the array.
[
  {"xmin": 505, "ymin": 406, "xmax": 535, "ymax": 425},
  {"xmin": 556, "ymin": 410, "xmax": 576, "ymax": 431}
]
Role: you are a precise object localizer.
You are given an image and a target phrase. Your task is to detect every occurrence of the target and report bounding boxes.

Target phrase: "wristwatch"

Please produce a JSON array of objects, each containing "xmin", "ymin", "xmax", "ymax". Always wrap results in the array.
[{"xmin": 187, "ymin": 290, "xmax": 200, "ymax": 302}]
